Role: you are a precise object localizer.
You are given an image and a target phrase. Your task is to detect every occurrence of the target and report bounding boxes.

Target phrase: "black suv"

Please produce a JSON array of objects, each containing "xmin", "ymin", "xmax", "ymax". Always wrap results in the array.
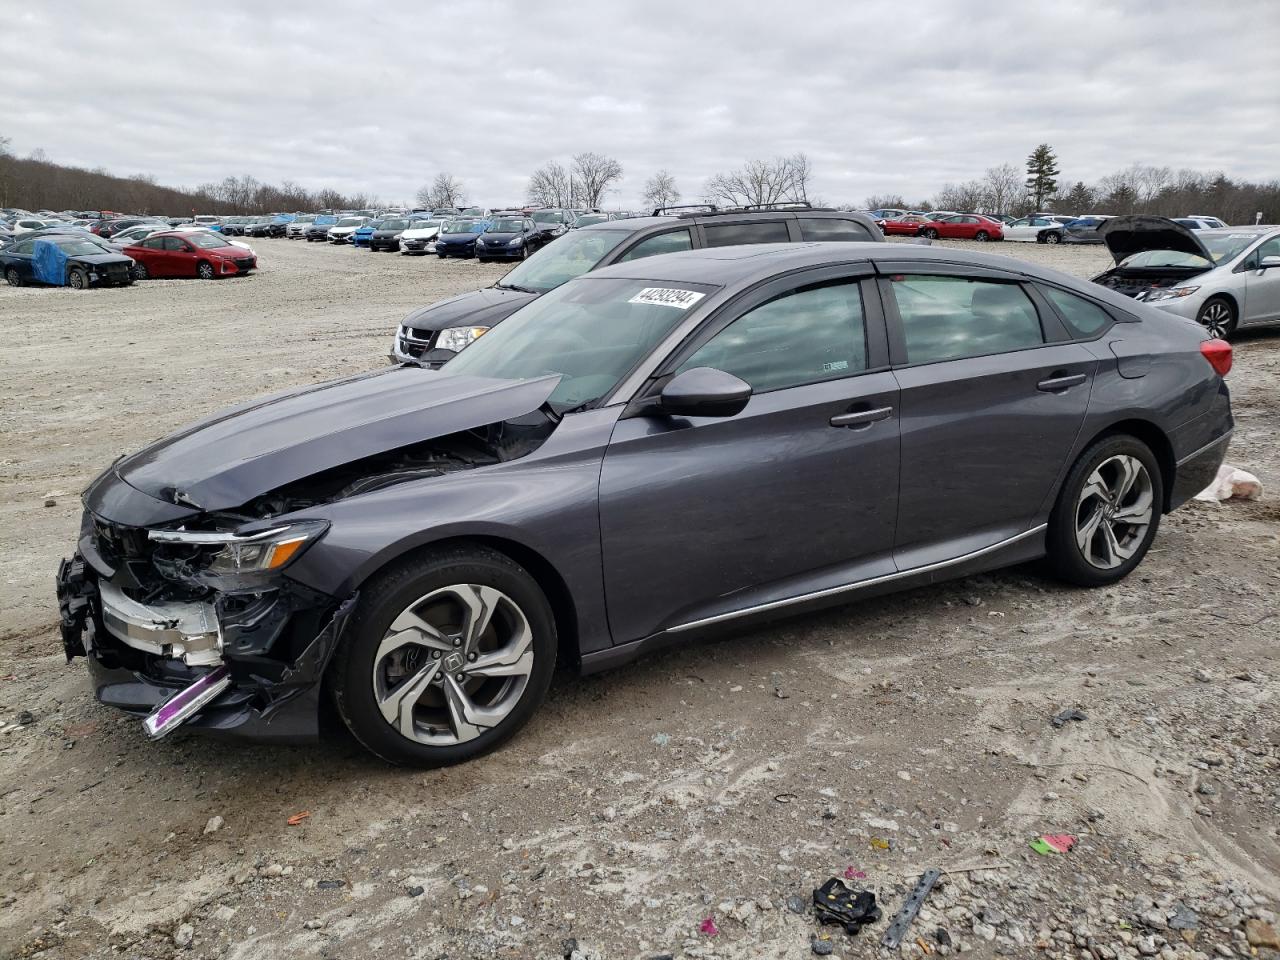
[{"xmin": 390, "ymin": 204, "xmax": 883, "ymax": 364}]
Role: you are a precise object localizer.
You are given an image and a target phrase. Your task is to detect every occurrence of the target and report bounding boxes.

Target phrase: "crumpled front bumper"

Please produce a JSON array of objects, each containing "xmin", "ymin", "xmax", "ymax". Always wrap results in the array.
[{"xmin": 56, "ymin": 548, "xmax": 357, "ymax": 743}]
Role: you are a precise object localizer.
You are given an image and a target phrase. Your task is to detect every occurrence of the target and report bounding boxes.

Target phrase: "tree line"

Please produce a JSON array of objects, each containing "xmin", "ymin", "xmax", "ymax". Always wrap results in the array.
[{"xmin": 4, "ymin": 134, "xmax": 1276, "ymax": 224}]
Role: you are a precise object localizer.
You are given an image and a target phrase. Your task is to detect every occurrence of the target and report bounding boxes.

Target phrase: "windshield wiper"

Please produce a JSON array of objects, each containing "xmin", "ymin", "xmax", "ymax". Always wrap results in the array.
[{"xmin": 495, "ymin": 281, "xmax": 540, "ymax": 294}]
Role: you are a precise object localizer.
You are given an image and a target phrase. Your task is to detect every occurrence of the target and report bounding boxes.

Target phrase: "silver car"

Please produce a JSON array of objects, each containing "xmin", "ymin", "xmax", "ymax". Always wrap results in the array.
[{"xmin": 1093, "ymin": 217, "xmax": 1280, "ymax": 339}]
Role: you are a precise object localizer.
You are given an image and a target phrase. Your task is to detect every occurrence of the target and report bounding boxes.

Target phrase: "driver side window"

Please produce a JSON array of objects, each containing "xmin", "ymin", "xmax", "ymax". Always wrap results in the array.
[
  {"xmin": 677, "ymin": 281, "xmax": 867, "ymax": 393},
  {"xmin": 617, "ymin": 229, "xmax": 692, "ymax": 263}
]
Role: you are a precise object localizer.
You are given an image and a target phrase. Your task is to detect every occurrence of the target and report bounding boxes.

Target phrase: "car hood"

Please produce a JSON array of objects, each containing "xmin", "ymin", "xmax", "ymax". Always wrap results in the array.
[
  {"xmin": 116, "ymin": 368, "xmax": 561, "ymax": 511},
  {"xmin": 1098, "ymin": 216, "xmax": 1214, "ymax": 265},
  {"xmin": 373, "ymin": 229, "xmax": 404, "ymax": 237},
  {"xmin": 72, "ymin": 252, "xmax": 133, "ymax": 266},
  {"xmin": 479, "ymin": 231, "xmax": 521, "ymax": 242},
  {"xmin": 401, "ymin": 286, "xmax": 537, "ymax": 332},
  {"xmin": 402, "ymin": 228, "xmax": 439, "ymax": 239},
  {"xmin": 437, "ymin": 232, "xmax": 479, "ymax": 243}
]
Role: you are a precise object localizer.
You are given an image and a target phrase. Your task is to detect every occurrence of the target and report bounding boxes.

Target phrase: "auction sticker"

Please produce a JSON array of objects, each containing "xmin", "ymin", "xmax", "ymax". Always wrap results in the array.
[{"xmin": 628, "ymin": 287, "xmax": 706, "ymax": 309}]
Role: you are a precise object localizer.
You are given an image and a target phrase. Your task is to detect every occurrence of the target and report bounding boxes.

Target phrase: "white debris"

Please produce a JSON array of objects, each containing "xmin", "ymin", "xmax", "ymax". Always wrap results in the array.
[{"xmin": 1195, "ymin": 464, "xmax": 1262, "ymax": 502}]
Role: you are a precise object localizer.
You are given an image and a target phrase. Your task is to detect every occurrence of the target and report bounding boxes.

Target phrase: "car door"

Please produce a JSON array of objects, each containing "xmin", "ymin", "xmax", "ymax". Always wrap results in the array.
[
  {"xmin": 161, "ymin": 236, "xmax": 194, "ymax": 275},
  {"xmin": 598, "ymin": 267, "xmax": 900, "ymax": 642},
  {"xmin": 879, "ymin": 264, "xmax": 1097, "ymax": 568},
  {"xmin": 1006, "ymin": 218, "xmax": 1032, "ymax": 241},
  {"xmin": 7, "ymin": 239, "xmax": 37, "ymax": 281},
  {"xmin": 1240, "ymin": 236, "xmax": 1280, "ymax": 323}
]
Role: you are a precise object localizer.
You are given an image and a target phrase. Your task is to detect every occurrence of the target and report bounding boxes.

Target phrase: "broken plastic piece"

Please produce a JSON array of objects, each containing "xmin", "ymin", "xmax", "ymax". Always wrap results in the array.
[
  {"xmin": 699, "ymin": 916, "xmax": 719, "ymax": 936},
  {"xmin": 870, "ymin": 837, "xmax": 890, "ymax": 850},
  {"xmin": 1030, "ymin": 833, "xmax": 1077, "ymax": 854},
  {"xmin": 142, "ymin": 665, "xmax": 231, "ymax": 739},
  {"xmin": 843, "ymin": 866, "xmax": 867, "ymax": 880},
  {"xmin": 287, "ymin": 811, "xmax": 311, "ymax": 826},
  {"xmin": 813, "ymin": 878, "xmax": 881, "ymax": 936},
  {"xmin": 1051, "ymin": 708, "xmax": 1088, "ymax": 728}
]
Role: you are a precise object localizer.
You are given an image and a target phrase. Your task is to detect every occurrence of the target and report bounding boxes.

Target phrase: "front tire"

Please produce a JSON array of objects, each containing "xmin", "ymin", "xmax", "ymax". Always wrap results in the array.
[
  {"xmin": 67, "ymin": 268, "xmax": 88, "ymax": 290},
  {"xmin": 923, "ymin": 228, "xmax": 939, "ymax": 240},
  {"xmin": 1196, "ymin": 297, "xmax": 1237, "ymax": 340},
  {"xmin": 1043, "ymin": 231, "xmax": 1061, "ymax": 245},
  {"xmin": 4, "ymin": 267, "xmax": 21, "ymax": 287},
  {"xmin": 1046, "ymin": 435, "xmax": 1163, "ymax": 587},
  {"xmin": 330, "ymin": 546, "xmax": 557, "ymax": 767},
  {"xmin": 196, "ymin": 261, "xmax": 215, "ymax": 280}
]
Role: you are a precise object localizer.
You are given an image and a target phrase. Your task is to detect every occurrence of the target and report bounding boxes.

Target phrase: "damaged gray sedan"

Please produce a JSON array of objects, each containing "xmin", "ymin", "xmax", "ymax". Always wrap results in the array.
[{"xmin": 58, "ymin": 242, "xmax": 1233, "ymax": 766}]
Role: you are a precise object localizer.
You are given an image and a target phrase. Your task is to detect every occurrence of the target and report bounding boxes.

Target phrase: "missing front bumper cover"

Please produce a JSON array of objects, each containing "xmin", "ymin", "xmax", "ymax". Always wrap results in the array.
[{"xmin": 97, "ymin": 579, "xmax": 222, "ymax": 666}]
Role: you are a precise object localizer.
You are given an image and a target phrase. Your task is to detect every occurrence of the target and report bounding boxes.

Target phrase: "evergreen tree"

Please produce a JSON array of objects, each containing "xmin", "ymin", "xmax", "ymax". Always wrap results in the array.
[{"xmin": 1025, "ymin": 144, "xmax": 1060, "ymax": 210}]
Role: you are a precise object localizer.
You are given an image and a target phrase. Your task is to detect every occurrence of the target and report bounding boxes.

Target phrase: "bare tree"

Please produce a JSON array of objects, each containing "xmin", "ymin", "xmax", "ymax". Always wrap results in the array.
[
  {"xmin": 642, "ymin": 170, "xmax": 680, "ymax": 211},
  {"xmin": 705, "ymin": 154, "xmax": 813, "ymax": 207},
  {"xmin": 932, "ymin": 180, "xmax": 987, "ymax": 212},
  {"xmin": 425, "ymin": 172, "xmax": 465, "ymax": 209},
  {"xmin": 572, "ymin": 152, "xmax": 623, "ymax": 208},
  {"xmin": 863, "ymin": 193, "xmax": 907, "ymax": 211},
  {"xmin": 980, "ymin": 163, "xmax": 1023, "ymax": 214},
  {"xmin": 526, "ymin": 161, "xmax": 574, "ymax": 208}
]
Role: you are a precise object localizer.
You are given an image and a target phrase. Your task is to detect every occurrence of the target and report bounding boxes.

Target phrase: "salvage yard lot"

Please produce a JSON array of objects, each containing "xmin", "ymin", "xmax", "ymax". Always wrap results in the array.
[{"xmin": 1, "ymin": 239, "xmax": 1277, "ymax": 958}]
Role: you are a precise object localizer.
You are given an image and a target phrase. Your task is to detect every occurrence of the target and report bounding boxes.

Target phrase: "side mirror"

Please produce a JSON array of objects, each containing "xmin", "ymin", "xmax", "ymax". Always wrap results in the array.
[
  {"xmin": 658, "ymin": 367, "xmax": 752, "ymax": 418},
  {"xmin": 1259, "ymin": 255, "xmax": 1280, "ymax": 273}
]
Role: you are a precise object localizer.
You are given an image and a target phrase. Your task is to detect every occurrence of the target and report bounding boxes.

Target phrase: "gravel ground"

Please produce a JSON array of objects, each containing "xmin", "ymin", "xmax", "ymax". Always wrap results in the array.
[{"xmin": 0, "ymin": 237, "xmax": 1276, "ymax": 960}]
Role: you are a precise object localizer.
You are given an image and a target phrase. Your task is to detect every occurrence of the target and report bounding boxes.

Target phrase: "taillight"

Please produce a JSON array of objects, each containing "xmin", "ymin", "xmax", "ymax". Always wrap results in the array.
[{"xmin": 1199, "ymin": 339, "xmax": 1232, "ymax": 376}]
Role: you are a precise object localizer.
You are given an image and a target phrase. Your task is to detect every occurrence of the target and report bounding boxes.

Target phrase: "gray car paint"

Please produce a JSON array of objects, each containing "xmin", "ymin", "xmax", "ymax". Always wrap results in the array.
[{"xmin": 67, "ymin": 242, "xmax": 1232, "ymax": 739}]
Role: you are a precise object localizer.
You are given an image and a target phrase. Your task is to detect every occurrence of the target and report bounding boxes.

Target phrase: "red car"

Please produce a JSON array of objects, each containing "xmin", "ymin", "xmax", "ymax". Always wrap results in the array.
[
  {"xmin": 882, "ymin": 214, "xmax": 931, "ymax": 236},
  {"xmin": 917, "ymin": 214, "xmax": 1005, "ymax": 242},
  {"xmin": 123, "ymin": 230, "xmax": 257, "ymax": 280}
]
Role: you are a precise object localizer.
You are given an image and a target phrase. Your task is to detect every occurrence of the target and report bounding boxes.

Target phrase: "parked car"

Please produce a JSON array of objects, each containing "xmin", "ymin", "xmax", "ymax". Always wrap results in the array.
[
  {"xmin": 1092, "ymin": 216, "xmax": 1280, "ymax": 339},
  {"xmin": 434, "ymin": 218, "xmax": 486, "ymax": 258},
  {"xmin": 1172, "ymin": 217, "xmax": 1224, "ymax": 231},
  {"xmin": 57, "ymin": 241, "xmax": 1234, "ymax": 764},
  {"xmin": 123, "ymin": 230, "xmax": 257, "ymax": 280},
  {"xmin": 1003, "ymin": 216, "xmax": 1065, "ymax": 244},
  {"xmin": 870, "ymin": 208, "xmax": 908, "ymax": 220},
  {"xmin": 881, "ymin": 214, "xmax": 931, "ymax": 236},
  {"xmin": 1184, "ymin": 215, "xmax": 1227, "ymax": 229},
  {"xmin": 922, "ymin": 211, "xmax": 959, "ymax": 222},
  {"xmin": 530, "ymin": 208, "xmax": 575, "ymax": 239},
  {"xmin": 10, "ymin": 218, "xmax": 54, "ymax": 236},
  {"xmin": 287, "ymin": 215, "xmax": 316, "ymax": 239},
  {"xmin": 304, "ymin": 215, "xmax": 339, "ymax": 242},
  {"xmin": 3, "ymin": 235, "xmax": 134, "ymax": 288},
  {"xmin": 1062, "ymin": 216, "xmax": 1112, "ymax": 244},
  {"xmin": 327, "ymin": 216, "xmax": 370, "ymax": 244},
  {"xmin": 369, "ymin": 217, "xmax": 413, "ymax": 252},
  {"xmin": 390, "ymin": 206, "xmax": 882, "ymax": 364},
  {"xmin": 108, "ymin": 223, "xmax": 174, "ymax": 249},
  {"xmin": 352, "ymin": 219, "xmax": 382, "ymax": 248},
  {"xmin": 917, "ymin": 214, "xmax": 1005, "ymax": 242},
  {"xmin": 475, "ymin": 216, "xmax": 546, "ymax": 262},
  {"xmin": 398, "ymin": 220, "xmax": 444, "ymax": 255},
  {"xmin": 573, "ymin": 213, "xmax": 612, "ymax": 228}
]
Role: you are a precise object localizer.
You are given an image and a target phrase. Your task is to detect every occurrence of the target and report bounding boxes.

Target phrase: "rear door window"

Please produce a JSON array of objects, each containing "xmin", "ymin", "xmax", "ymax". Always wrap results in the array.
[
  {"xmin": 161, "ymin": 237, "xmax": 187, "ymax": 251},
  {"xmin": 797, "ymin": 218, "xmax": 873, "ymax": 241},
  {"xmin": 615, "ymin": 229, "xmax": 692, "ymax": 262},
  {"xmin": 889, "ymin": 275, "xmax": 1045, "ymax": 364},
  {"xmin": 702, "ymin": 220, "xmax": 791, "ymax": 247}
]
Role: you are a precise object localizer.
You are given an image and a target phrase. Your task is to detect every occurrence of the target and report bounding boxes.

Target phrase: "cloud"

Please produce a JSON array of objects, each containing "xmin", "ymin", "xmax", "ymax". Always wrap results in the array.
[{"xmin": 2, "ymin": 0, "xmax": 1276, "ymax": 208}]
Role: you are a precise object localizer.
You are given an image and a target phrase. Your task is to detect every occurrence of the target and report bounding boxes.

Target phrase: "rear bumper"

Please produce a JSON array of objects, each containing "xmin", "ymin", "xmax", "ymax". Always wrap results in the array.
[{"xmin": 1169, "ymin": 430, "xmax": 1232, "ymax": 511}]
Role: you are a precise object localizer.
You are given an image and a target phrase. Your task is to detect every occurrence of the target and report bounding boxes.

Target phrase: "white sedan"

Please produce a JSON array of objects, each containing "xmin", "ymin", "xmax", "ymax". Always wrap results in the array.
[{"xmin": 1003, "ymin": 216, "xmax": 1066, "ymax": 244}]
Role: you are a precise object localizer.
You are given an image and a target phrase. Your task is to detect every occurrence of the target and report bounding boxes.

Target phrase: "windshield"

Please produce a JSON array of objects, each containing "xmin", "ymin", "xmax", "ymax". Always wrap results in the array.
[
  {"xmin": 55, "ymin": 240, "xmax": 106, "ymax": 256},
  {"xmin": 1201, "ymin": 233, "xmax": 1261, "ymax": 263},
  {"xmin": 336, "ymin": 218, "xmax": 362, "ymax": 227},
  {"xmin": 575, "ymin": 214, "xmax": 609, "ymax": 226},
  {"xmin": 189, "ymin": 233, "xmax": 232, "ymax": 249},
  {"xmin": 532, "ymin": 210, "xmax": 565, "ymax": 224},
  {"xmin": 381, "ymin": 219, "xmax": 408, "ymax": 230},
  {"xmin": 460, "ymin": 208, "xmax": 484, "ymax": 217},
  {"xmin": 488, "ymin": 219, "xmax": 523, "ymax": 233},
  {"xmin": 444, "ymin": 277, "xmax": 716, "ymax": 412},
  {"xmin": 497, "ymin": 228, "xmax": 626, "ymax": 293},
  {"xmin": 405, "ymin": 220, "xmax": 439, "ymax": 231},
  {"xmin": 443, "ymin": 221, "xmax": 479, "ymax": 234}
]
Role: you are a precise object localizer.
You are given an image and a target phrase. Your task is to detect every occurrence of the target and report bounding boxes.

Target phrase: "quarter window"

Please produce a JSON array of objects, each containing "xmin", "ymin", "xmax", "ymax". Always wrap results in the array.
[
  {"xmin": 162, "ymin": 237, "xmax": 188, "ymax": 251},
  {"xmin": 891, "ymin": 275, "xmax": 1044, "ymax": 364},
  {"xmin": 615, "ymin": 229, "xmax": 692, "ymax": 262},
  {"xmin": 702, "ymin": 220, "xmax": 790, "ymax": 247},
  {"xmin": 1041, "ymin": 286, "xmax": 1113, "ymax": 338},
  {"xmin": 677, "ymin": 281, "xmax": 867, "ymax": 393},
  {"xmin": 797, "ymin": 218, "xmax": 873, "ymax": 241}
]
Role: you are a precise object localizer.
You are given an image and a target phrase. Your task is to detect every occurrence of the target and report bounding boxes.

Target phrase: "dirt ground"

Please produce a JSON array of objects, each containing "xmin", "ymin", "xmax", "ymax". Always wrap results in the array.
[{"xmin": 0, "ymin": 237, "xmax": 1276, "ymax": 960}]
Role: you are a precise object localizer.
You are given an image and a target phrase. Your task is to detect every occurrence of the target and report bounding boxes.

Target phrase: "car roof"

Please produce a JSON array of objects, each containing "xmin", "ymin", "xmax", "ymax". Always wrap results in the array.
[{"xmin": 1196, "ymin": 225, "xmax": 1276, "ymax": 236}]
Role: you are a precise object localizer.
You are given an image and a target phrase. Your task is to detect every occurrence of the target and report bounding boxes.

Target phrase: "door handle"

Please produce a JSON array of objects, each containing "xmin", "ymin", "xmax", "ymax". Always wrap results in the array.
[
  {"xmin": 1037, "ymin": 373, "xmax": 1087, "ymax": 393},
  {"xmin": 830, "ymin": 406, "xmax": 893, "ymax": 428}
]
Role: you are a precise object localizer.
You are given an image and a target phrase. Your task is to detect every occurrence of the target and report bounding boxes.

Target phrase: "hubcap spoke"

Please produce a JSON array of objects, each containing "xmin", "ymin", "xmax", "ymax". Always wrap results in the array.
[
  {"xmin": 381, "ymin": 609, "xmax": 454, "ymax": 655},
  {"xmin": 454, "ymin": 584, "xmax": 503, "ymax": 657},
  {"xmin": 1113, "ymin": 489, "xmax": 1153, "ymax": 524},
  {"xmin": 377, "ymin": 660, "xmax": 440, "ymax": 738},
  {"xmin": 1076, "ymin": 505, "xmax": 1105, "ymax": 555}
]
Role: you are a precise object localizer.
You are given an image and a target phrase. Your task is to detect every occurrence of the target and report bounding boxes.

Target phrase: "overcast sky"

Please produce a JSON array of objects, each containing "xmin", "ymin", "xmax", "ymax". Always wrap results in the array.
[{"xmin": 3, "ymin": 1, "xmax": 1277, "ymax": 208}]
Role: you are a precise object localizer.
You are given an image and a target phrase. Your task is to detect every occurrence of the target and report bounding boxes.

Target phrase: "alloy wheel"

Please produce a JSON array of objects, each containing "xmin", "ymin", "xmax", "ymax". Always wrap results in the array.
[
  {"xmin": 1045, "ymin": 232, "xmax": 1061, "ymax": 244},
  {"xmin": 197, "ymin": 262, "xmax": 214, "ymax": 280},
  {"xmin": 975, "ymin": 231, "xmax": 989, "ymax": 242},
  {"xmin": 1074, "ymin": 454, "xmax": 1154, "ymax": 570},
  {"xmin": 1198, "ymin": 301, "xmax": 1233, "ymax": 339},
  {"xmin": 371, "ymin": 584, "xmax": 534, "ymax": 746},
  {"xmin": 4, "ymin": 268, "xmax": 20, "ymax": 287}
]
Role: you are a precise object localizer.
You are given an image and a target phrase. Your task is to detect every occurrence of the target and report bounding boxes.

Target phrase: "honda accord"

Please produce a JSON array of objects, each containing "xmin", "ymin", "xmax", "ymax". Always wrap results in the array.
[{"xmin": 58, "ymin": 242, "xmax": 1233, "ymax": 766}]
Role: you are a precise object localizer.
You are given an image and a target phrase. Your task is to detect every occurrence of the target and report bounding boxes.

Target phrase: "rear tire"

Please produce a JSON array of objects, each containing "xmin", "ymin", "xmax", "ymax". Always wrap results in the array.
[
  {"xmin": 132, "ymin": 262, "xmax": 149, "ymax": 280},
  {"xmin": 4, "ymin": 267, "xmax": 21, "ymax": 287},
  {"xmin": 974, "ymin": 230, "xmax": 990, "ymax": 242},
  {"xmin": 330, "ymin": 546, "xmax": 557, "ymax": 767},
  {"xmin": 1044, "ymin": 231, "xmax": 1061, "ymax": 245},
  {"xmin": 1196, "ymin": 297, "xmax": 1237, "ymax": 340},
  {"xmin": 1046, "ymin": 435, "xmax": 1163, "ymax": 587}
]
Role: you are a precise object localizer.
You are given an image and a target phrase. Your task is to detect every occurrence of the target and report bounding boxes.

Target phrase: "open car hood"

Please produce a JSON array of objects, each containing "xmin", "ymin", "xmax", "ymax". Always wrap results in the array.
[
  {"xmin": 117, "ymin": 369, "xmax": 560, "ymax": 511},
  {"xmin": 1099, "ymin": 215, "xmax": 1214, "ymax": 266}
]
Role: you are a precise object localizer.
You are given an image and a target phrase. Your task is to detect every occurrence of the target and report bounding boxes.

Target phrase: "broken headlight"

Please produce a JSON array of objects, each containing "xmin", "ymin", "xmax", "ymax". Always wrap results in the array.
[
  {"xmin": 1144, "ymin": 285, "xmax": 1200, "ymax": 302},
  {"xmin": 436, "ymin": 325, "xmax": 490, "ymax": 352},
  {"xmin": 148, "ymin": 520, "xmax": 328, "ymax": 593}
]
